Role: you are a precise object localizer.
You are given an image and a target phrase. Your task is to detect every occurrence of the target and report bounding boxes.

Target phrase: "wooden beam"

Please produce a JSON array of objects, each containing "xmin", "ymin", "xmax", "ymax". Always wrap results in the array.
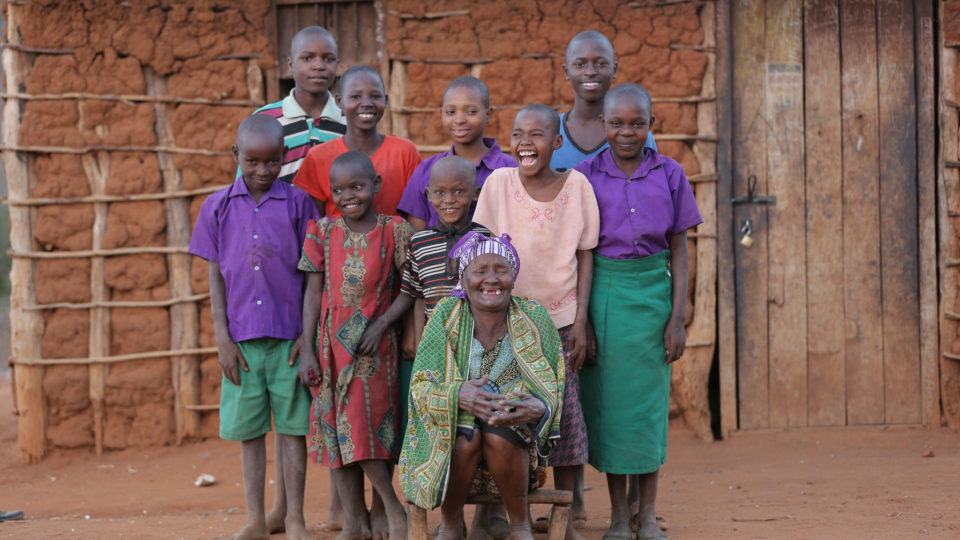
[
  {"xmin": 0, "ymin": 91, "xmax": 262, "ymax": 107},
  {"xmin": 388, "ymin": 60, "xmax": 408, "ymax": 139},
  {"xmin": 9, "ymin": 246, "xmax": 191, "ymax": 259},
  {"xmin": 4, "ymin": 2, "xmax": 47, "ymax": 463},
  {"xmin": 3, "ymin": 184, "xmax": 227, "ymax": 206},
  {"xmin": 671, "ymin": 0, "xmax": 719, "ymax": 442},
  {"xmin": 731, "ymin": 0, "xmax": 770, "ymax": 430},
  {"xmin": 939, "ymin": 19, "xmax": 960, "ymax": 427},
  {"xmin": 11, "ymin": 347, "xmax": 218, "ymax": 366},
  {"xmin": 147, "ymin": 71, "xmax": 201, "ymax": 443},
  {"xmin": 917, "ymin": 0, "xmax": 939, "ymax": 428},
  {"xmin": 715, "ymin": 0, "xmax": 737, "ymax": 438},
  {"xmin": 79, "ymin": 151, "xmax": 109, "ymax": 455}
]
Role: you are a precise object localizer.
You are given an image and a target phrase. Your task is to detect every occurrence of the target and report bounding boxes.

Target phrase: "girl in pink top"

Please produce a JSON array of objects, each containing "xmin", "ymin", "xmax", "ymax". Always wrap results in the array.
[{"xmin": 473, "ymin": 104, "xmax": 599, "ymax": 540}]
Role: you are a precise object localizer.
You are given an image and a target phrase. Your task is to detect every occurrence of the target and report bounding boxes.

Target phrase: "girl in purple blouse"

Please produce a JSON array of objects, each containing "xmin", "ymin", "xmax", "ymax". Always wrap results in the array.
[{"xmin": 575, "ymin": 83, "xmax": 702, "ymax": 540}]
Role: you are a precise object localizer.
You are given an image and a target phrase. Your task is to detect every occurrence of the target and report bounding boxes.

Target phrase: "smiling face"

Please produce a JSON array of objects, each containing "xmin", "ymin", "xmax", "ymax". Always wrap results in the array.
[
  {"xmin": 428, "ymin": 173, "xmax": 476, "ymax": 227},
  {"xmin": 234, "ymin": 131, "xmax": 284, "ymax": 197},
  {"xmin": 463, "ymin": 253, "xmax": 514, "ymax": 312},
  {"xmin": 602, "ymin": 93, "xmax": 655, "ymax": 162},
  {"xmin": 329, "ymin": 161, "xmax": 380, "ymax": 220},
  {"xmin": 442, "ymin": 85, "xmax": 491, "ymax": 146},
  {"xmin": 511, "ymin": 108, "xmax": 562, "ymax": 178},
  {"xmin": 337, "ymin": 70, "xmax": 387, "ymax": 132},
  {"xmin": 289, "ymin": 32, "xmax": 339, "ymax": 95},
  {"xmin": 564, "ymin": 36, "xmax": 616, "ymax": 103}
]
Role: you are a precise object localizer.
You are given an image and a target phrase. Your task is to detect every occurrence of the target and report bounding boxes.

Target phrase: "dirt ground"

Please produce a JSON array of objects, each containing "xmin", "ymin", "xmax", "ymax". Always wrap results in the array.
[{"xmin": 1, "ymin": 373, "xmax": 958, "ymax": 540}]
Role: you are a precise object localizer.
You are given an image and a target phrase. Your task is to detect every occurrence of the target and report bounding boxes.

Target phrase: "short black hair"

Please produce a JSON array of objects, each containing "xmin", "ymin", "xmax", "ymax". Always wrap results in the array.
[
  {"xmin": 443, "ymin": 76, "xmax": 490, "ymax": 109},
  {"xmin": 565, "ymin": 30, "xmax": 616, "ymax": 64},
  {"xmin": 330, "ymin": 150, "xmax": 377, "ymax": 182},
  {"xmin": 236, "ymin": 114, "xmax": 284, "ymax": 149},
  {"xmin": 516, "ymin": 104, "xmax": 561, "ymax": 136},
  {"xmin": 339, "ymin": 64, "xmax": 385, "ymax": 94},
  {"xmin": 290, "ymin": 26, "xmax": 337, "ymax": 58},
  {"xmin": 429, "ymin": 155, "xmax": 477, "ymax": 187},
  {"xmin": 603, "ymin": 83, "xmax": 653, "ymax": 115}
]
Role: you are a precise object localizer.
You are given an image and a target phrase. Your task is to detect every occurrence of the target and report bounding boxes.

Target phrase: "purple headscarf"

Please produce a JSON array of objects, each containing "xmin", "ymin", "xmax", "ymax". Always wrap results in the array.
[{"xmin": 448, "ymin": 231, "xmax": 520, "ymax": 298}]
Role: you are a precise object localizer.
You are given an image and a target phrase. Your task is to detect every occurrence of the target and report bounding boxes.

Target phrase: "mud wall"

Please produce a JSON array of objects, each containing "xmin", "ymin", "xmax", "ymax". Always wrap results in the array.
[
  {"xmin": 385, "ymin": 0, "xmax": 719, "ymax": 439},
  {"xmin": 11, "ymin": 0, "xmax": 720, "ymax": 458},
  {"xmin": 8, "ymin": 0, "xmax": 274, "ymax": 455}
]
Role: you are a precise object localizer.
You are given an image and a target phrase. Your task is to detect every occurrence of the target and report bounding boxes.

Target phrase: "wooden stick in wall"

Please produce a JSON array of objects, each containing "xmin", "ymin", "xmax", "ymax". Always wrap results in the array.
[
  {"xmin": 4, "ymin": 3, "xmax": 47, "ymax": 463},
  {"xmin": 80, "ymin": 151, "xmax": 110, "ymax": 455},
  {"xmin": 147, "ymin": 71, "xmax": 201, "ymax": 443},
  {"xmin": 388, "ymin": 60, "xmax": 408, "ymax": 139}
]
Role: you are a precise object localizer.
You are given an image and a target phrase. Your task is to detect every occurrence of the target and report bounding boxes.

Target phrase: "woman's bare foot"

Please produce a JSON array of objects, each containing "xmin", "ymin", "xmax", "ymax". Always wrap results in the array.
[
  {"xmin": 265, "ymin": 506, "xmax": 286, "ymax": 534},
  {"xmin": 231, "ymin": 521, "xmax": 270, "ymax": 540}
]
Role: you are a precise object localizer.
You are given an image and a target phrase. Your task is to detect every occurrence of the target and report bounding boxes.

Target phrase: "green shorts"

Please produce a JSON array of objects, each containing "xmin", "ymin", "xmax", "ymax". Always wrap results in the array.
[{"xmin": 219, "ymin": 338, "xmax": 311, "ymax": 441}]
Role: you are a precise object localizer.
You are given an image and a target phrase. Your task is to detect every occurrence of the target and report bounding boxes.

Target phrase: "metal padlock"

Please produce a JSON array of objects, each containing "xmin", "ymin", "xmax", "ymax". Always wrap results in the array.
[{"xmin": 739, "ymin": 219, "xmax": 754, "ymax": 248}]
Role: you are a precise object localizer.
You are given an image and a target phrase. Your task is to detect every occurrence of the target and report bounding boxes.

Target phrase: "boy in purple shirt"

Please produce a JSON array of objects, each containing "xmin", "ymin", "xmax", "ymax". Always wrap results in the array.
[
  {"xmin": 189, "ymin": 115, "xmax": 318, "ymax": 540},
  {"xmin": 397, "ymin": 76, "xmax": 516, "ymax": 231},
  {"xmin": 576, "ymin": 84, "xmax": 701, "ymax": 540}
]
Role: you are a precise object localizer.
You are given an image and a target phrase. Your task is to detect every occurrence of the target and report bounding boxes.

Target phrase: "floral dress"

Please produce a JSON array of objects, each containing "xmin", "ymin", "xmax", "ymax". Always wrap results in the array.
[{"xmin": 298, "ymin": 215, "xmax": 413, "ymax": 467}]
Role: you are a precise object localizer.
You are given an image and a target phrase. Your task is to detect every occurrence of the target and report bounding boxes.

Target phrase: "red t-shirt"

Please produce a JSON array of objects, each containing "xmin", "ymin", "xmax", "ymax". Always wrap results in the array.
[{"xmin": 293, "ymin": 135, "xmax": 421, "ymax": 218}]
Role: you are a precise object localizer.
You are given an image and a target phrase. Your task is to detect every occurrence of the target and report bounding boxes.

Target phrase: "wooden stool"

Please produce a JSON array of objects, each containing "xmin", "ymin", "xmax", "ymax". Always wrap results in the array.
[{"xmin": 406, "ymin": 488, "xmax": 572, "ymax": 540}]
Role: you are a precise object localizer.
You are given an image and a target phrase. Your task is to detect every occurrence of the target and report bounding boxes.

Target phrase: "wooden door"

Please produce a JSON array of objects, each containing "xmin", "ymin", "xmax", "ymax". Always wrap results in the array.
[
  {"xmin": 731, "ymin": 0, "xmax": 922, "ymax": 428},
  {"xmin": 268, "ymin": 0, "xmax": 381, "ymax": 101}
]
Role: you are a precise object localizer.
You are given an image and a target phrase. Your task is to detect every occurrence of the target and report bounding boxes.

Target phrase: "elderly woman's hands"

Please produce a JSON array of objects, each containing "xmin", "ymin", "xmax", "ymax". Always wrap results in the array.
[
  {"xmin": 487, "ymin": 390, "xmax": 546, "ymax": 427},
  {"xmin": 458, "ymin": 377, "xmax": 502, "ymax": 423}
]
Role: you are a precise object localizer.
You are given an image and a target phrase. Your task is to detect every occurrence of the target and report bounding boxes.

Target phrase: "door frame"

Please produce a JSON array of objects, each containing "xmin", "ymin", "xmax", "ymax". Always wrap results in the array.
[{"xmin": 714, "ymin": 0, "xmax": 940, "ymax": 436}]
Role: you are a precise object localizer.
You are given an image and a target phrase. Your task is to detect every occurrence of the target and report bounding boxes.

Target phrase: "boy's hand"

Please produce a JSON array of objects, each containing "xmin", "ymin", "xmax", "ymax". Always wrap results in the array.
[
  {"xmin": 663, "ymin": 316, "xmax": 686, "ymax": 364},
  {"xmin": 217, "ymin": 340, "xmax": 248, "ymax": 386},
  {"xmin": 586, "ymin": 319, "xmax": 597, "ymax": 366},
  {"xmin": 357, "ymin": 319, "xmax": 386, "ymax": 357},
  {"xmin": 298, "ymin": 346, "xmax": 320, "ymax": 386},
  {"xmin": 288, "ymin": 334, "xmax": 302, "ymax": 366},
  {"xmin": 400, "ymin": 323, "xmax": 417, "ymax": 359},
  {"xmin": 567, "ymin": 322, "xmax": 588, "ymax": 372}
]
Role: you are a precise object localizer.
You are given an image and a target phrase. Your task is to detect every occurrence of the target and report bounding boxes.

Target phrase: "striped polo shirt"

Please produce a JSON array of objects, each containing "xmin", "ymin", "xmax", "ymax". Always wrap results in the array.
[
  {"xmin": 254, "ymin": 89, "xmax": 347, "ymax": 184},
  {"xmin": 401, "ymin": 222, "xmax": 490, "ymax": 317}
]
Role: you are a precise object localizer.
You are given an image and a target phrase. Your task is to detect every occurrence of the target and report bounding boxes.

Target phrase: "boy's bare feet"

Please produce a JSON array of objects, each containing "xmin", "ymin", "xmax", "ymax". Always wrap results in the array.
[
  {"xmin": 506, "ymin": 522, "xmax": 534, "ymax": 540},
  {"xmin": 438, "ymin": 521, "xmax": 466, "ymax": 540},
  {"xmin": 637, "ymin": 519, "xmax": 667, "ymax": 540},
  {"xmin": 385, "ymin": 503, "xmax": 407, "ymax": 539},
  {"xmin": 370, "ymin": 504, "xmax": 389, "ymax": 540},
  {"xmin": 284, "ymin": 518, "xmax": 314, "ymax": 540},
  {"xmin": 265, "ymin": 507, "xmax": 286, "ymax": 534},
  {"xmin": 600, "ymin": 519, "xmax": 633, "ymax": 540},
  {"xmin": 231, "ymin": 522, "xmax": 270, "ymax": 540}
]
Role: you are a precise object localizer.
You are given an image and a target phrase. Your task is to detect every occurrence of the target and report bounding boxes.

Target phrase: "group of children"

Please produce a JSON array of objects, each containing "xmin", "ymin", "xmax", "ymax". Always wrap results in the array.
[{"xmin": 189, "ymin": 25, "xmax": 701, "ymax": 540}]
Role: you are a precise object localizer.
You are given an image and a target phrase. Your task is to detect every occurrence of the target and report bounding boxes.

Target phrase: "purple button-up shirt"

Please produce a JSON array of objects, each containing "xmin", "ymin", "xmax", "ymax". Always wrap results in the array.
[
  {"xmin": 189, "ymin": 177, "xmax": 318, "ymax": 342},
  {"xmin": 397, "ymin": 138, "xmax": 516, "ymax": 228},
  {"xmin": 576, "ymin": 147, "xmax": 702, "ymax": 259}
]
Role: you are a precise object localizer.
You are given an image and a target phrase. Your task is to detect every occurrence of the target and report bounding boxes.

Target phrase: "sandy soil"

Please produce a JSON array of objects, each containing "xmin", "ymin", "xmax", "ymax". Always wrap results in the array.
[{"xmin": 1, "ymin": 373, "xmax": 958, "ymax": 539}]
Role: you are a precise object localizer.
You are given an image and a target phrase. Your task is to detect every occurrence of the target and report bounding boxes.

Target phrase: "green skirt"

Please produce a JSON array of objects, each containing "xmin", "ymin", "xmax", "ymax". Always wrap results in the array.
[{"xmin": 580, "ymin": 251, "xmax": 672, "ymax": 474}]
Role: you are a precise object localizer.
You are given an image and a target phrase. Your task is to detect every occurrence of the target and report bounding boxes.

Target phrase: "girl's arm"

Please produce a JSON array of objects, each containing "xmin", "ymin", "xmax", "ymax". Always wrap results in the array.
[
  {"xmin": 357, "ymin": 292, "xmax": 415, "ymax": 356},
  {"xmin": 209, "ymin": 262, "xmax": 247, "ymax": 385},
  {"xmin": 568, "ymin": 249, "xmax": 594, "ymax": 371},
  {"xmin": 664, "ymin": 231, "xmax": 689, "ymax": 363},
  {"xmin": 298, "ymin": 271, "xmax": 324, "ymax": 385}
]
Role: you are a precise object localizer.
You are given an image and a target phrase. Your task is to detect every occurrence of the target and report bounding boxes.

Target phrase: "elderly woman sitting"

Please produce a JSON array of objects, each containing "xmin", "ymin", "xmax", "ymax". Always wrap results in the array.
[{"xmin": 398, "ymin": 232, "xmax": 565, "ymax": 540}]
